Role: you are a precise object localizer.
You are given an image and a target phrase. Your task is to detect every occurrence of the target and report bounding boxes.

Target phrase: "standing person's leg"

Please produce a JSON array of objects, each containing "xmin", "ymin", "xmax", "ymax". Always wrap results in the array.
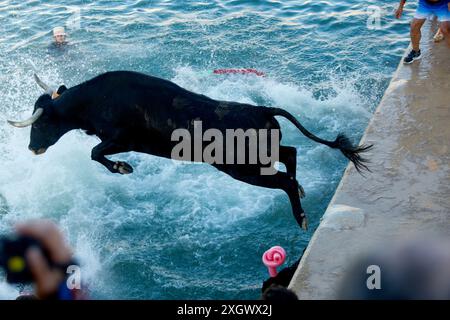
[
  {"xmin": 404, "ymin": 0, "xmax": 432, "ymax": 64},
  {"xmin": 412, "ymin": 0, "xmax": 434, "ymax": 51},
  {"xmin": 404, "ymin": 18, "xmax": 426, "ymax": 64},
  {"xmin": 438, "ymin": 2, "xmax": 450, "ymax": 48},
  {"xmin": 440, "ymin": 21, "xmax": 450, "ymax": 48},
  {"xmin": 433, "ymin": 28, "xmax": 444, "ymax": 42},
  {"xmin": 411, "ymin": 18, "xmax": 426, "ymax": 51}
]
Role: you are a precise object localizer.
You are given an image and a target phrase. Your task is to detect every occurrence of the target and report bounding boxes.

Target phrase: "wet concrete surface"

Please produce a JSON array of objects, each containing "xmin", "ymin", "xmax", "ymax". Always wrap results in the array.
[{"xmin": 289, "ymin": 25, "xmax": 450, "ymax": 299}]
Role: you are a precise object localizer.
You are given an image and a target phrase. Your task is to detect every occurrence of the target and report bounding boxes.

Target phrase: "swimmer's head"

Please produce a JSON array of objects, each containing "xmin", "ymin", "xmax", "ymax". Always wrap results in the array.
[{"xmin": 53, "ymin": 27, "xmax": 66, "ymax": 44}]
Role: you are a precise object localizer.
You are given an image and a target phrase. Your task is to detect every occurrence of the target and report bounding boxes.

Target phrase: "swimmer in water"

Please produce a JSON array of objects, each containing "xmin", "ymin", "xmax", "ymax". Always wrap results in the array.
[
  {"xmin": 47, "ymin": 26, "xmax": 70, "ymax": 56},
  {"xmin": 52, "ymin": 26, "xmax": 68, "ymax": 46}
]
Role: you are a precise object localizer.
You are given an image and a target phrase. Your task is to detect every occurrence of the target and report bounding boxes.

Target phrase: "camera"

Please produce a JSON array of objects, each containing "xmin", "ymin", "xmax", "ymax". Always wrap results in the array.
[{"xmin": 0, "ymin": 235, "xmax": 50, "ymax": 284}]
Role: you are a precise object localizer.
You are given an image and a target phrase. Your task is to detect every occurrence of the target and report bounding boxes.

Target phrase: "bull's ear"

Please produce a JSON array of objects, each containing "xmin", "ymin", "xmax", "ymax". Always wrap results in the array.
[
  {"xmin": 51, "ymin": 85, "xmax": 67, "ymax": 100},
  {"xmin": 56, "ymin": 85, "xmax": 67, "ymax": 95}
]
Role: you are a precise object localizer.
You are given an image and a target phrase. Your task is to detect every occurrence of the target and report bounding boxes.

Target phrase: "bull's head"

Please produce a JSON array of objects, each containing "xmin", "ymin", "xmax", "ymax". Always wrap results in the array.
[{"xmin": 7, "ymin": 75, "xmax": 69, "ymax": 155}]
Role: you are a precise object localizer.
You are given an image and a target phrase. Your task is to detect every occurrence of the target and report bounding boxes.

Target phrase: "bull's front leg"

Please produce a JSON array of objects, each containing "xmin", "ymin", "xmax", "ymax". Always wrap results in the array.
[{"xmin": 91, "ymin": 140, "xmax": 133, "ymax": 174}]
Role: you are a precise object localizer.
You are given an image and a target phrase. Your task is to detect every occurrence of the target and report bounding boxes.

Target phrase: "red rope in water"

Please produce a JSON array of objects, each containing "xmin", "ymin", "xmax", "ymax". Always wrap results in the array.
[{"xmin": 213, "ymin": 68, "xmax": 265, "ymax": 77}]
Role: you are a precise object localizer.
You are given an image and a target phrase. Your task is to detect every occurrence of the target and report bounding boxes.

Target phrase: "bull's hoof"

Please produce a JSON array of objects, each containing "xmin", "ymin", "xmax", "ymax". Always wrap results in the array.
[
  {"xmin": 113, "ymin": 161, "xmax": 133, "ymax": 174},
  {"xmin": 298, "ymin": 184, "xmax": 306, "ymax": 198},
  {"xmin": 301, "ymin": 213, "xmax": 308, "ymax": 231}
]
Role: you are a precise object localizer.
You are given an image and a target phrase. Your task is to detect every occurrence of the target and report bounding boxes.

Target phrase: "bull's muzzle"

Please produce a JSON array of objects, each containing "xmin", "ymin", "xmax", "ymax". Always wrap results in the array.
[{"xmin": 29, "ymin": 147, "xmax": 47, "ymax": 155}]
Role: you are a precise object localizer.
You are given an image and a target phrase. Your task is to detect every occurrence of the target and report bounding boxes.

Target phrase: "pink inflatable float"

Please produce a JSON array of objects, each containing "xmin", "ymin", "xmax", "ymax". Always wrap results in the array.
[{"xmin": 262, "ymin": 246, "xmax": 286, "ymax": 277}]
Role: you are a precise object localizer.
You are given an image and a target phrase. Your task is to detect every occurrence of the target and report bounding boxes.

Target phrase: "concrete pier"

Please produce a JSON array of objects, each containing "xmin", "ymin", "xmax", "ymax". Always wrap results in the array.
[{"xmin": 289, "ymin": 26, "xmax": 450, "ymax": 299}]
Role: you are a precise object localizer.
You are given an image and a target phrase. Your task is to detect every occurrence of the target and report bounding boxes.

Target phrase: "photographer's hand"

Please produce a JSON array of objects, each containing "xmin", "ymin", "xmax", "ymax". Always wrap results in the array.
[{"xmin": 16, "ymin": 220, "xmax": 73, "ymax": 299}]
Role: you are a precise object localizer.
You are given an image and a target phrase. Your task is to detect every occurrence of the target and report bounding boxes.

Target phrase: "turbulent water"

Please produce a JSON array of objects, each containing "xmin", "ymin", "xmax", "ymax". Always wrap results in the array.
[{"xmin": 0, "ymin": 0, "xmax": 411, "ymax": 299}]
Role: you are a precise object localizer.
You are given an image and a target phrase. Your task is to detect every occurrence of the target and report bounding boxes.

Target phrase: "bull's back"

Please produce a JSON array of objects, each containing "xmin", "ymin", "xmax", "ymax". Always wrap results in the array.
[{"xmin": 82, "ymin": 71, "xmax": 277, "ymax": 133}]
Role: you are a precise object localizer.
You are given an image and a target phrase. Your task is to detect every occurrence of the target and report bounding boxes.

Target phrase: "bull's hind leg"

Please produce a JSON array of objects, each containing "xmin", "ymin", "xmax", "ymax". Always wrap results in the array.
[
  {"xmin": 217, "ymin": 165, "xmax": 308, "ymax": 230},
  {"xmin": 91, "ymin": 140, "xmax": 133, "ymax": 174},
  {"xmin": 280, "ymin": 146, "xmax": 305, "ymax": 198},
  {"xmin": 276, "ymin": 172, "xmax": 308, "ymax": 230}
]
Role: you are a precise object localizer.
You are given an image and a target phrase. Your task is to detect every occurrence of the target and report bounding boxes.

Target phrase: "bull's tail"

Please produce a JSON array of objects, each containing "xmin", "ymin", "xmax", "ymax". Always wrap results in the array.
[{"xmin": 269, "ymin": 107, "xmax": 373, "ymax": 173}]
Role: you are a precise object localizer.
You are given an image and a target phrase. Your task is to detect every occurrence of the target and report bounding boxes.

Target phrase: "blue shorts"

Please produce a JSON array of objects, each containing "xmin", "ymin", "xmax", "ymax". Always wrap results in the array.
[{"xmin": 415, "ymin": 0, "xmax": 450, "ymax": 21}]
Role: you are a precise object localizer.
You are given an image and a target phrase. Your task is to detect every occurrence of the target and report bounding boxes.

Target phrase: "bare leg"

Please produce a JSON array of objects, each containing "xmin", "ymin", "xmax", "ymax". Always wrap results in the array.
[
  {"xmin": 433, "ymin": 28, "xmax": 444, "ymax": 42},
  {"xmin": 411, "ymin": 18, "xmax": 426, "ymax": 51},
  {"xmin": 440, "ymin": 21, "xmax": 450, "ymax": 48}
]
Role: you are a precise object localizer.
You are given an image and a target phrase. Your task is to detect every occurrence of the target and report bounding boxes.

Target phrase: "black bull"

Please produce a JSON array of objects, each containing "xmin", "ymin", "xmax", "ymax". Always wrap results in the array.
[{"xmin": 8, "ymin": 71, "xmax": 372, "ymax": 230}]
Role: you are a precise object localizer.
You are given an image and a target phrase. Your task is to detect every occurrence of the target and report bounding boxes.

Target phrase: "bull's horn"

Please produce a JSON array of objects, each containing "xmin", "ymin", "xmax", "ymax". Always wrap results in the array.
[
  {"xmin": 33, "ymin": 74, "xmax": 54, "ymax": 95},
  {"xmin": 7, "ymin": 108, "xmax": 44, "ymax": 128}
]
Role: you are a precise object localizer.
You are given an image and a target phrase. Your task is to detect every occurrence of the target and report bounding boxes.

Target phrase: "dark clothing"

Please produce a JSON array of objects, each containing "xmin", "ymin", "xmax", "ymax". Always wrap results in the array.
[
  {"xmin": 425, "ymin": 0, "xmax": 448, "ymax": 5},
  {"xmin": 47, "ymin": 42, "xmax": 69, "ymax": 57},
  {"xmin": 262, "ymin": 258, "xmax": 301, "ymax": 293}
]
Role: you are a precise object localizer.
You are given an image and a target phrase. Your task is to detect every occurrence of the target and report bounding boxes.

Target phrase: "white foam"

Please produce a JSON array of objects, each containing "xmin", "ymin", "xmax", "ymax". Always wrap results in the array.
[{"xmin": 0, "ymin": 62, "xmax": 372, "ymax": 298}]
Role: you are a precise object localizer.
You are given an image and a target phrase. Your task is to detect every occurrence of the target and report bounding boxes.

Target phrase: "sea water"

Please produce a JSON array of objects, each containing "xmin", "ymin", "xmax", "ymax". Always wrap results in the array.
[{"xmin": 0, "ymin": 0, "xmax": 411, "ymax": 299}]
